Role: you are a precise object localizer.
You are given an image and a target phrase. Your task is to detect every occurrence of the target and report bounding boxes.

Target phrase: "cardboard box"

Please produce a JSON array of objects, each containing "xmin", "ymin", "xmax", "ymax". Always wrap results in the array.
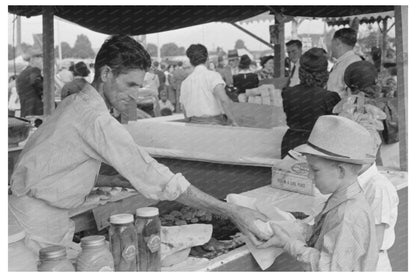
[{"xmin": 271, "ymin": 152, "xmax": 314, "ymax": 195}]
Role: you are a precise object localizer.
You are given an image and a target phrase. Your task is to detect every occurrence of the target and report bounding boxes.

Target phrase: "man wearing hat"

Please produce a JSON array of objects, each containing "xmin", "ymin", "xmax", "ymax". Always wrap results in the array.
[
  {"xmin": 16, "ymin": 47, "xmax": 44, "ymax": 117},
  {"xmin": 258, "ymin": 115, "xmax": 379, "ymax": 271},
  {"xmin": 218, "ymin": 49, "xmax": 239, "ymax": 87},
  {"xmin": 281, "ymin": 48, "xmax": 341, "ymax": 158},
  {"xmin": 327, "ymin": 28, "xmax": 362, "ymax": 98}
]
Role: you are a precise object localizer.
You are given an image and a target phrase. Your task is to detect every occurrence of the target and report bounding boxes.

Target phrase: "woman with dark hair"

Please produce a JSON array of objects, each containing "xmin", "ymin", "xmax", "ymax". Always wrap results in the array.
[
  {"xmin": 281, "ymin": 47, "xmax": 341, "ymax": 158},
  {"xmin": 256, "ymin": 55, "xmax": 274, "ymax": 80},
  {"xmin": 60, "ymin": 61, "xmax": 91, "ymax": 100},
  {"xmin": 232, "ymin": 55, "xmax": 259, "ymax": 101},
  {"xmin": 180, "ymin": 43, "xmax": 238, "ymax": 126}
]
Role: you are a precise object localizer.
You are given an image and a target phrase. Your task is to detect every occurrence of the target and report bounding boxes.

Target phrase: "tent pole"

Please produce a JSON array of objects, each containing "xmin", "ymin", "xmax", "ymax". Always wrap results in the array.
[
  {"xmin": 273, "ymin": 13, "xmax": 286, "ymax": 78},
  {"xmin": 394, "ymin": 6, "xmax": 408, "ymax": 171},
  {"xmin": 42, "ymin": 7, "xmax": 55, "ymax": 116},
  {"xmin": 229, "ymin": 22, "xmax": 273, "ymax": 49}
]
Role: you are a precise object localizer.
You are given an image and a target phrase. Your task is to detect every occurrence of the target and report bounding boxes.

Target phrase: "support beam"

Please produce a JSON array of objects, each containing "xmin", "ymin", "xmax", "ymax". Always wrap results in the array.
[
  {"xmin": 42, "ymin": 7, "xmax": 55, "ymax": 116},
  {"xmin": 273, "ymin": 13, "xmax": 286, "ymax": 78},
  {"xmin": 395, "ymin": 6, "xmax": 408, "ymax": 171},
  {"xmin": 229, "ymin": 22, "xmax": 273, "ymax": 49}
]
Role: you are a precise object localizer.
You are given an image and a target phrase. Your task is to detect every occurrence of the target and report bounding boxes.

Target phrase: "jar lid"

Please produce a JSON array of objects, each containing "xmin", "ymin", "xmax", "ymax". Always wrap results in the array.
[
  {"xmin": 39, "ymin": 245, "xmax": 67, "ymax": 260},
  {"xmin": 81, "ymin": 235, "xmax": 106, "ymax": 248},
  {"xmin": 110, "ymin": 213, "xmax": 134, "ymax": 224},
  {"xmin": 136, "ymin": 207, "xmax": 159, "ymax": 217}
]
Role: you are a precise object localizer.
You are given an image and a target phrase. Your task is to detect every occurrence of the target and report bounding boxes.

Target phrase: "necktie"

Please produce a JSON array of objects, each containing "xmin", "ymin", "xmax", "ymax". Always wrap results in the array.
[
  {"xmin": 306, "ymin": 200, "xmax": 329, "ymax": 248},
  {"xmin": 286, "ymin": 65, "xmax": 296, "ymax": 88}
]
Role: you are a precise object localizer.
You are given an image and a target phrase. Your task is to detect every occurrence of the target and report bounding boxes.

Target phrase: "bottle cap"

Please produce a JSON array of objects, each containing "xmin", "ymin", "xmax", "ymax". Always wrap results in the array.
[
  {"xmin": 136, "ymin": 207, "xmax": 159, "ymax": 217},
  {"xmin": 39, "ymin": 245, "xmax": 67, "ymax": 260},
  {"xmin": 109, "ymin": 213, "xmax": 134, "ymax": 224},
  {"xmin": 80, "ymin": 235, "xmax": 106, "ymax": 248}
]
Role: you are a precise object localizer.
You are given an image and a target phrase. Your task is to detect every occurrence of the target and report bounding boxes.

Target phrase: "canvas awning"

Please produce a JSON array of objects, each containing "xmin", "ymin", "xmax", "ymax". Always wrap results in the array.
[
  {"xmin": 326, "ymin": 10, "xmax": 394, "ymax": 27},
  {"xmin": 9, "ymin": 6, "xmax": 394, "ymax": 35}
]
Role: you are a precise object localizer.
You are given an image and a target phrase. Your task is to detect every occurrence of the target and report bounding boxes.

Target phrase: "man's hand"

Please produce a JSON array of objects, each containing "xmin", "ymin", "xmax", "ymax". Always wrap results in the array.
[
  {"xmin": 229, "ymin": 205, "xmax": 270, "ymax": 244},
  {"xmin": 257, "ymin": 222, "xmax": 292, "ymax": 249}
]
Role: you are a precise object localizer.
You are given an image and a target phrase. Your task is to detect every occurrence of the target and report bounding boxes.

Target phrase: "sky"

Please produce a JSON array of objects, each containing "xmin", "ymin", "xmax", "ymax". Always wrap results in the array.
[{"xmin": 8, "ymin": 13, "xmax": 329, "ymax": 53}]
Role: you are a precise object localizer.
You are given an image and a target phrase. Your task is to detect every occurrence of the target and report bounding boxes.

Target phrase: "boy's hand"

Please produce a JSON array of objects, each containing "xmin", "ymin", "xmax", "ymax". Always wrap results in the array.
[{"xmin": 257, "ymin": 222, "xmax": 292, "ymax": 249}]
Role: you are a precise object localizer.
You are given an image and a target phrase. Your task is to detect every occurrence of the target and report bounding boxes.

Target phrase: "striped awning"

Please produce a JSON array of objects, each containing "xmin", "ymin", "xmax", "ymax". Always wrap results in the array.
[{"xmin": 326, "ymin": 11, "xmax": 395, "ymax": 26}]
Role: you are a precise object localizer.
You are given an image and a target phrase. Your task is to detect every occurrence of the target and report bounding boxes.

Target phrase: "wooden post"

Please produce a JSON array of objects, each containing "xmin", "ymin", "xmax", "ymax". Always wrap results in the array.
[
  {"xmin": 395, "ymin": 6, "xmax": 408, "ymax": 171},
  {"xmin": 42, "ymin": 7, "xmax": 55, "ymax": 116},
  {"xmin": 273, "ymin": 13, "xmax": 285, "ymax": 78}
]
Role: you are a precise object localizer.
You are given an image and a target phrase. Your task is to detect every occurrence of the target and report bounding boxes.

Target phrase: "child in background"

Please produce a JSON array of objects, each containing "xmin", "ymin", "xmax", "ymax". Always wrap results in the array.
[
  {"xmin": 158, "ymin": 86, "xmax": 175, "ymax": 116},
  {"xmin": 258, "ymin": 115, "xmax": 379, "ymax": 271}
]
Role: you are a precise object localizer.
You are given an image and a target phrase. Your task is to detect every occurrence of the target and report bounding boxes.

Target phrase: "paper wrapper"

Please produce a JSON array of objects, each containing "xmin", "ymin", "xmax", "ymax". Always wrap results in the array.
[{"xmin": 226, "ymin": 193, "xmax": 305, "ymax": 270}]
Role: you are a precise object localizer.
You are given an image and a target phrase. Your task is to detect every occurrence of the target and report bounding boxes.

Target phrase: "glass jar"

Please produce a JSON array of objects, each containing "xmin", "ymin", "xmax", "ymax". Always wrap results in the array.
[
  {"xmin": 8, "ymin": 230, "xmax": 37, "ymax": 271},
  {"xmin": 38, "ymin": 245, "xmax": 75, "ymax": 271},
  {"xmin": 76, "ymin": 235, "xmax": 114, "ymax": 271},
  {"xmin": 135, "ymin": 207, "xmax": 161, "ymax": 271},
  {"xmin": 109, "ymin": 214, "xmax": 138, "ymax": 271}
]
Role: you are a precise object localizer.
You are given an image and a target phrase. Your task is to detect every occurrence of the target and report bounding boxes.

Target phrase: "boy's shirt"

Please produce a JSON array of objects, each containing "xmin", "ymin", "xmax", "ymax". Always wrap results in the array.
[{"xmin": 285, "ymin": 182, "xmax": 379, "ymax": 271}]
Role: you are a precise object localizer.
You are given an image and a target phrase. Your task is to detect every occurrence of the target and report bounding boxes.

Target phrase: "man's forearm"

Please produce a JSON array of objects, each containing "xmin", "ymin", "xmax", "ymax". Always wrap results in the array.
[{"xmin": 176, "ymin": 185, "xmax": 235, "ymax": 218}]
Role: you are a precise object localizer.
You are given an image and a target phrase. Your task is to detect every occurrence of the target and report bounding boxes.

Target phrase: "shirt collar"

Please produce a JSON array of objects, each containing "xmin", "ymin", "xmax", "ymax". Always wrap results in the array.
[
  {"xmin": 357, "ymin": 163, "xmax": 377, "ymax": 189},
  {"xmin": 322, "ymin": 181, "xmax": 362, "ymax": 214},
  {"xmin": 194, "ymin": 64, "xmax": 207, "ymax": 72},
  {"xmin": 334, "ymin": 50, "xmax": 356, "ymax": 65}
]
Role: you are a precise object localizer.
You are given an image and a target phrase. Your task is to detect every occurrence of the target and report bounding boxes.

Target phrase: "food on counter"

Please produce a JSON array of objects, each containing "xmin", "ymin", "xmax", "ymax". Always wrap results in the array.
[
  {"xmin": 135, "ymin": 207, "xmax": 162, "ymax": 271},
  {"xmin": 109, "ymin": 214, "xmax": 138, "ymax": 271}
]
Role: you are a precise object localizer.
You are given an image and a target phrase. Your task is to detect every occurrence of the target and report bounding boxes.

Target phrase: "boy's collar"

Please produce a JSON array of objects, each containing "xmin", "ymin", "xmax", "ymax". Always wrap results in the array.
[{"xmin": 322, "ymin": 181, "xmax": 362, "ymax": 214}]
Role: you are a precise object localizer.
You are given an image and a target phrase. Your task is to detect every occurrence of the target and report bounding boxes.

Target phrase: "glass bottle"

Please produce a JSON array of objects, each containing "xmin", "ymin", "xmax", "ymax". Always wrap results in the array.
[
  {"xmin": 135, "ymin": 207, "xmax": 161, "ymax": 271},
  {"xmin": 109, "ymin": 213, "xmax": 138, "ymax": 271},
  {"xmin": 38, "ymin": 245, "xmax": 75, "ymax": 271},
  {"xmin": 76, "ymin": 235, "xmax": 114, "ymax": 271}
]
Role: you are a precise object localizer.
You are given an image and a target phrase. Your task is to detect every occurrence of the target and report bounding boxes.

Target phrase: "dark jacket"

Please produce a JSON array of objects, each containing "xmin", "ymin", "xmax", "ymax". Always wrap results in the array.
[
  {"xmin": 16, "ymin": 66, "xmax": 43, "ymax": 117},
  {"xmin": 233, "ymin": 73, "xmax": 259, "ymax": 94},
  {"xmin": 281, "ymin": 84, "xmax": 341, "ymax": 158}
]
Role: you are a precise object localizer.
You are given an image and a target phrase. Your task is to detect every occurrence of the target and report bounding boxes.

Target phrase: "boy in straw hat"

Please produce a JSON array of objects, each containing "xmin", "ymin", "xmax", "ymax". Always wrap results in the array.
[{"xmin": 258, "ymin": 115, "xmax": 378, "ymax": 271}]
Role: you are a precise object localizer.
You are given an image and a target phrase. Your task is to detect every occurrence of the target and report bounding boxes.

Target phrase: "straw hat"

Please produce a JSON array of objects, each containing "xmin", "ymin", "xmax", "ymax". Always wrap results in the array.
[
  {"xmin": 227, "ymin": 49, "xmax": 239, "ymax": 60},
  {"xmin": 294, "ymin": 115, "xmax": 376, "ymax": 164}
]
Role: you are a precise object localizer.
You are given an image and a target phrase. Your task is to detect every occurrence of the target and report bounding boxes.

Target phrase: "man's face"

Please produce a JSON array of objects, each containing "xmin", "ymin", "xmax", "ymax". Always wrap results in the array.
[
  {"xmin": 306, "ymin": 155, "xmax": 341, "ymax": 195},
  {"xmin": 103, "ymin": 69, "xmax": 146, "ymax": 113},
  {"xmin": 229, "ymin": 58, "xmax": 238, "ymax": 68},
  {"xmin": 331, "ymin": 38, "xmax": 341, "ymax": 59},
  {"xmin": 287, "ymin": 45, "xmax": 302, "ymax": 63},
  {"xmin": 32, "ymin": 55, "xmax": 43, "ymax": 71}
]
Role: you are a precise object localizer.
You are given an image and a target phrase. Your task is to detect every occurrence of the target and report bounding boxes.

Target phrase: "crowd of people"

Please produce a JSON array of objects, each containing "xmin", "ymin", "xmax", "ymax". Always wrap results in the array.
[{"xmin": 8, "ymin": 27, "xmax": 401, "ymax": 272}]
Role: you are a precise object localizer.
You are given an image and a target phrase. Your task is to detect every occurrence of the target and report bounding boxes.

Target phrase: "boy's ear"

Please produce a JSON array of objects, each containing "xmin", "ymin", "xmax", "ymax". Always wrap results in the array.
[
  {"xmin": 337, "ymin": 164, "xmax": 346, "ymax": 179},
  {"xmin": 99, "ymin": 65, "xmax": 113, "ymax": 82}
]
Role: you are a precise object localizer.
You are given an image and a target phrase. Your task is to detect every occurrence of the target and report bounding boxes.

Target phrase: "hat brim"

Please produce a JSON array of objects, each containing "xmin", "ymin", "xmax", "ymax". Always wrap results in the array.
[{"xmin": 294, "ymin": 144, "xmax": 374, "ymax": 165}]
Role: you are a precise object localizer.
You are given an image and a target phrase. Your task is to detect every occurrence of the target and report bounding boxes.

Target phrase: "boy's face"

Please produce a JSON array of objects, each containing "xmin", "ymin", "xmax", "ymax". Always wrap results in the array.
[{"xmin": 306, "ymin": 155, "xmax": 341, "ymax": 195}]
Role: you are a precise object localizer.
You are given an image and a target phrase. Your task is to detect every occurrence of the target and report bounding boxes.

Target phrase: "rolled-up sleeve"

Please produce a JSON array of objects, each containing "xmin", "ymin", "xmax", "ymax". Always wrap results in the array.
[{"xmin": 80, "ymin": 114, "xmax": 190, "ymax": 201}]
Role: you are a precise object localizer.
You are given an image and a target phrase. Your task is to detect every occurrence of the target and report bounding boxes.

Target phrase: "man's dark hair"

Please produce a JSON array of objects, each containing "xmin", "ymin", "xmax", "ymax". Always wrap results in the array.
[
  {"xmin": 177, "ymin": 61, "xmax": 183, "ymax": 67},
  {"xmin": 333, "ymin": 28, "xmax": 357, "ymax": 47},
  {"xmin": 153, "ymin": 61, "xmax": 160, "ymax": 68},
  {"xmin": 286, "ymin": 39, "xmax": 302, "ymax": 49},
  {"xmin": 186, "ymin": 44, "xmax": 208, "ymax": 66},
  {"xmin": 94, "ymin": 35, "xmax": 151, "ymax": 81}
]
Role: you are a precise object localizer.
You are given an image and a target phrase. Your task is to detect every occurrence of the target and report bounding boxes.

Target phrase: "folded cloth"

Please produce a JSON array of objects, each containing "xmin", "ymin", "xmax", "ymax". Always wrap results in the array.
[{"xmin": 226, "ymin": 193, "xmax": 306, "ymax": 270}]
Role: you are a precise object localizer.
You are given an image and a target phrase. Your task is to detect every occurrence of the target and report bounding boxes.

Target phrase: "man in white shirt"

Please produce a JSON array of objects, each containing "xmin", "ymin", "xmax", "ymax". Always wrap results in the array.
[
  {"xmin": 327, "ymin": 28, "xmax": 362, "ymax": 98},
  {"xmin": 9, "ymin": 35, "xmax": 267, "ymax": 254},
  {"xmin": 180, "ymin": 44, "xmax": 238, "ymax": 126},
  {"xmin": 286, "ymin": 39, "xmax": 302, "ymax": 87}
]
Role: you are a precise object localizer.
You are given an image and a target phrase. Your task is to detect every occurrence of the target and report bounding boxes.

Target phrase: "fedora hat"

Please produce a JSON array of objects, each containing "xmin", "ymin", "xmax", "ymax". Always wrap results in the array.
[
  {"xmin": 227, "ymin": 49, "xmax": 239, "ymax": 60},
  {"xmin": 294, "ymin": 115, "xmax": 375, "ymax": 164}
]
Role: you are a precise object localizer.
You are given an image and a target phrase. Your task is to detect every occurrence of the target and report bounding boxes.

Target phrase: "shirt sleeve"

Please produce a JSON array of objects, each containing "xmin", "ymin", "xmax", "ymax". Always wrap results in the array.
[
  {"xmin": 369, "ymin": 177, "xmax": 398, "ymax": 227},
  {"xmin": 285, "ymin": 215, "xmax": 373, "ymax": 271},
  {"xmin": 210, "ymin": 72, "xmax": 226, "ymax": 92},
  {"xmin": 80, "ymin": 113, "xmax": 190, "ymax": 201}
]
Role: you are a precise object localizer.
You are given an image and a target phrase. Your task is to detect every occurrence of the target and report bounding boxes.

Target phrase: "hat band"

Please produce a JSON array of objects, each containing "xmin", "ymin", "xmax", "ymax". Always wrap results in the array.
[{"xmin": 307, "ymin": 142, "xmax": 350, "ymax": 158}]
